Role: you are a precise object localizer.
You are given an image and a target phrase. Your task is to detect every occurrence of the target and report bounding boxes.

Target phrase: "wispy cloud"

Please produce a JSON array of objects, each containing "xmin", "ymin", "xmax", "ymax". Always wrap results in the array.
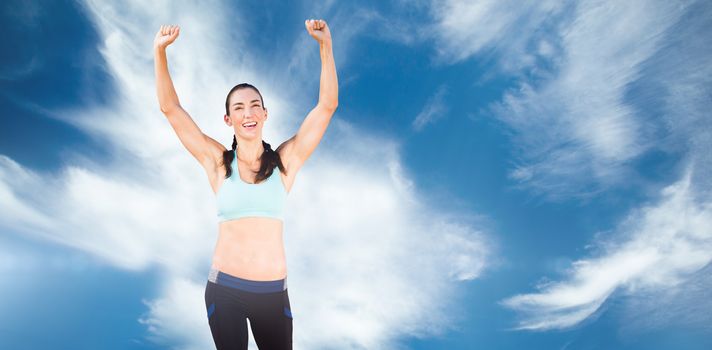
[
  {"xmin": 429, "ymin": 0, "xmax": 564, "ymax": 69},
  {"xmin": 501, "ymin": 164, "xmax": 712, "ymax": 330},
  {"xmin": 0, "ymin": 1, "xmax": 492, "ymax": 348},
  {"xmin": 428, "ymin": 0, "xmax": 712, "ymax": 332},
  {"xmin": 412, "ymin": 84, "xmax": 448, "ymax": 131},
  {"xmin": 138, "ymin": 276, "xmax": 215, "ymax": 350},
  {"xmin": 491, "ymin": 0, "xmax": 688, "ymax": 200},
  {"xmin": 429, "ymin": 0, "xmax": 690, "ymax": 200}
]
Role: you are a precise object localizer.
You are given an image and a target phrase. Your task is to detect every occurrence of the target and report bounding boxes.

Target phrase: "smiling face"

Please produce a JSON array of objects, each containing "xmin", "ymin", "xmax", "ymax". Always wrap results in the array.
[{"xmin": 224, "ymin": 86, "xmax": 268, "ymax": 141}]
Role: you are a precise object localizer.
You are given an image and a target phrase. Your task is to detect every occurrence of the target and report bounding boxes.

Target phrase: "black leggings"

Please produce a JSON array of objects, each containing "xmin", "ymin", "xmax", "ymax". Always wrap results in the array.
[{"xmin": 204, "ymin": 267, "xmax": 293, "ymax": 350}]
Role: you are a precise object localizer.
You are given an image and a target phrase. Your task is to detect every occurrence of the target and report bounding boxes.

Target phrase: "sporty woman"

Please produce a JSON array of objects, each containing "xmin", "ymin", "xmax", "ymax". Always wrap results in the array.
[{"xmin": 153, "ymin": 19, "xmax": 338, "ymax": 349}]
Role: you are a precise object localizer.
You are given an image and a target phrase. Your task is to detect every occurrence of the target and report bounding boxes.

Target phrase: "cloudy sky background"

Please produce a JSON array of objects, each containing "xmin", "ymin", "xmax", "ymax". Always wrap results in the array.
[{"xmin": 1, "ymin": 0, "xmax": 711, "ymax": 349}]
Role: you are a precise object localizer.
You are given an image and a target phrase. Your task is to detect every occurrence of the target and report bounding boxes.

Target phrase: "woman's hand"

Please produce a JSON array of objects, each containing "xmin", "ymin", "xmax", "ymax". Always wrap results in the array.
[
  {"xmin": 305, "ymin": 19, "xmax": 331, "ymax": 45},
  {"xmin": 154, "ymin": 25, "xmax": 180, "ymax": 50}
]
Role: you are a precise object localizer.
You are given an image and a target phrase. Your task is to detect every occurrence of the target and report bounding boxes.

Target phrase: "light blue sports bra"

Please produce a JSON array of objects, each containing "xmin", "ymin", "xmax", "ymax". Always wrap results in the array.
[{"xmin": 216, "ymin": 152, "xmax": 287, "ymax": 222}]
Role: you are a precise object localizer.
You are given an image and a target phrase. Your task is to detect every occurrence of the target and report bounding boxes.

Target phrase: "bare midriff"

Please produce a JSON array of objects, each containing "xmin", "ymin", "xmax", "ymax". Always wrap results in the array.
[{"xmin": 211, "ymin": 217, "xmax": 287, "ymax": 281}]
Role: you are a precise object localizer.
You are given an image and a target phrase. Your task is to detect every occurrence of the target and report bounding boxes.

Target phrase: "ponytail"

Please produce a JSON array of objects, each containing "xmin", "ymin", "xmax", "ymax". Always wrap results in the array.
[{"xmin": 222, "ymin": 136, "xmax": 284, "ymax": 182}]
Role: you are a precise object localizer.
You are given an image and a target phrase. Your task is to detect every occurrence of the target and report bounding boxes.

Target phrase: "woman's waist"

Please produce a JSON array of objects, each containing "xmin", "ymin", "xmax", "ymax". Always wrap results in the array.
[
  {"xmin": 211, "ymin": 249, "xmax": 287, "ymax": 281},
  {"xmin": 213, "ymin": 218, "xmax": 287, "ymax": 279},
  {"xmin": 212, "ymin": 240, "xmax": 286, "ymax": 262}
]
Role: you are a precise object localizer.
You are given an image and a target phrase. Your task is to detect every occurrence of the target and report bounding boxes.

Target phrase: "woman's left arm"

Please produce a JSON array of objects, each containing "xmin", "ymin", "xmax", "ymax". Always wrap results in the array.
[{"xmin": 283, "ymin": 19, "xmax": 338, "ymax": 168}]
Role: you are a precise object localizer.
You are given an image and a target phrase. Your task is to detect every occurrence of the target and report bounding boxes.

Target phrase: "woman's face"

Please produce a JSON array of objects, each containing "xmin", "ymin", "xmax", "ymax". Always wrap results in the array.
[{"xmin": 225, "ymin": 88, "xmax": 267, "ymax": 140}]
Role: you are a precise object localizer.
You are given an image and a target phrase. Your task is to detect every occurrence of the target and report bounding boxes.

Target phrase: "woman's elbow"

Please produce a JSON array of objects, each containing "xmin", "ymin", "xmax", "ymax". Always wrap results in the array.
[
  {"xmin": 322, "ymin": 100, "xmax": 338, "ymax": 113},
  {"xmin": 159, "ymin": 105, "xmax": 172, "ymax": 115},
  {"xmin": 160, "ymin": 103, "xmax": 179, "ymax": 115}
]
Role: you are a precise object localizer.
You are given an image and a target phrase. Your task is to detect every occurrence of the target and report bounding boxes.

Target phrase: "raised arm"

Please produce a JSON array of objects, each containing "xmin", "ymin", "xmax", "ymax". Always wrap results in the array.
[
  {"xmin": 279, "ymin": 19, "xmax": 339, "ymax": 172},
  {"xmin": 154, "ymin": 25, "xmax": 225, "ymax": 169}
]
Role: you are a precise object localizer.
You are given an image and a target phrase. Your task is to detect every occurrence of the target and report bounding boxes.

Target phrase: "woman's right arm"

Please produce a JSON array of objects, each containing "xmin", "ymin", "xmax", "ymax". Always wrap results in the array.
[{"xmin": 154, "ymin": 25, "xmax": 225, "ymax": 168}]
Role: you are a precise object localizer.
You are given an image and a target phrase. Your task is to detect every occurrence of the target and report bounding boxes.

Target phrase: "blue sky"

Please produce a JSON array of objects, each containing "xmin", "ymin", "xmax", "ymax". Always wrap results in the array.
[{"xmin": 1, "ymin": 0, "xmax": 711, "ymax": 349}]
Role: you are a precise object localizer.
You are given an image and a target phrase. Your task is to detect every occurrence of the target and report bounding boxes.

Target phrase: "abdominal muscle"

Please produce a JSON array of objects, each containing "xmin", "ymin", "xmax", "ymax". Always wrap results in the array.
[{"xmin": 211, "ymin": 217, "xmax": 287, "ymax": 281}]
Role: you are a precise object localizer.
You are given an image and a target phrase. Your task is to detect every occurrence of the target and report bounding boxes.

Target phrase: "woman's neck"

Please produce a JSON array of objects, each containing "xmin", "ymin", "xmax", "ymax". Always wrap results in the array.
[{"xmin": 236, "ymin": 138, "xmax": 264, "ymax": 164}]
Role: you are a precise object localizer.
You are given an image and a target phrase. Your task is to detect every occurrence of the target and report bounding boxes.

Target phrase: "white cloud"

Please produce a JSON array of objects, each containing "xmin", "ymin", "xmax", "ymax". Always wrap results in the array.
[
  {"xmin": 481, "ymin": 0, "xmax": 712, "ymax": 331},
  {"xmin": 428, "ymin": 0, "xmax": 692, "ymax": 200},
  {"xmin": 639, "ymin": 0, "xmax": 712, "ymax": 203},
  {"xmin": 412, "ymin": 85, "xmax": 448, "ymax": 131},
  {"xmin": 283, "ymin": 123, "xmax": 491, "ymax": 347},
  {"xmin": 489, "ymin": 0, "xmax": 687, "ymax": 200},
  {"xmin": 429, "ymin": 0, "xmax": 564, "ymax": 69},
  {"xmin": 501, "ymin": 164, "xmax": 712, "ymax": 330},
  {"xmin": 298, "ymin": 1, "xmax": 707, "ymax": 205},
  {"xmin": 0, "ymin": 0, "xmax": 492, "ymax": 348},
  {"xmin": 138, "ymin": 277, "xmax": 216, "ymax": 350}
]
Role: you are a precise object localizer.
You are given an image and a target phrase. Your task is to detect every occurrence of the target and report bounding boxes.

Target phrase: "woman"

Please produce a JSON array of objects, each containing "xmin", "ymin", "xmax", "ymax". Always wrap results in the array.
[{"xmin": 153, "ymin": 19, "xmax": 338, "ymax": 350}]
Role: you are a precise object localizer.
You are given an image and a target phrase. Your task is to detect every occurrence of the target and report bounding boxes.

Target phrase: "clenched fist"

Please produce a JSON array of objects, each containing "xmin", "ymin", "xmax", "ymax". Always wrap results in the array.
[
  {"xmin": 154, "ymin": 25, "xmax": 180, "ymax": 50},
  {"xmin": 305, "ymin": 19, "xmax": 331, "ymax": 45}
]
